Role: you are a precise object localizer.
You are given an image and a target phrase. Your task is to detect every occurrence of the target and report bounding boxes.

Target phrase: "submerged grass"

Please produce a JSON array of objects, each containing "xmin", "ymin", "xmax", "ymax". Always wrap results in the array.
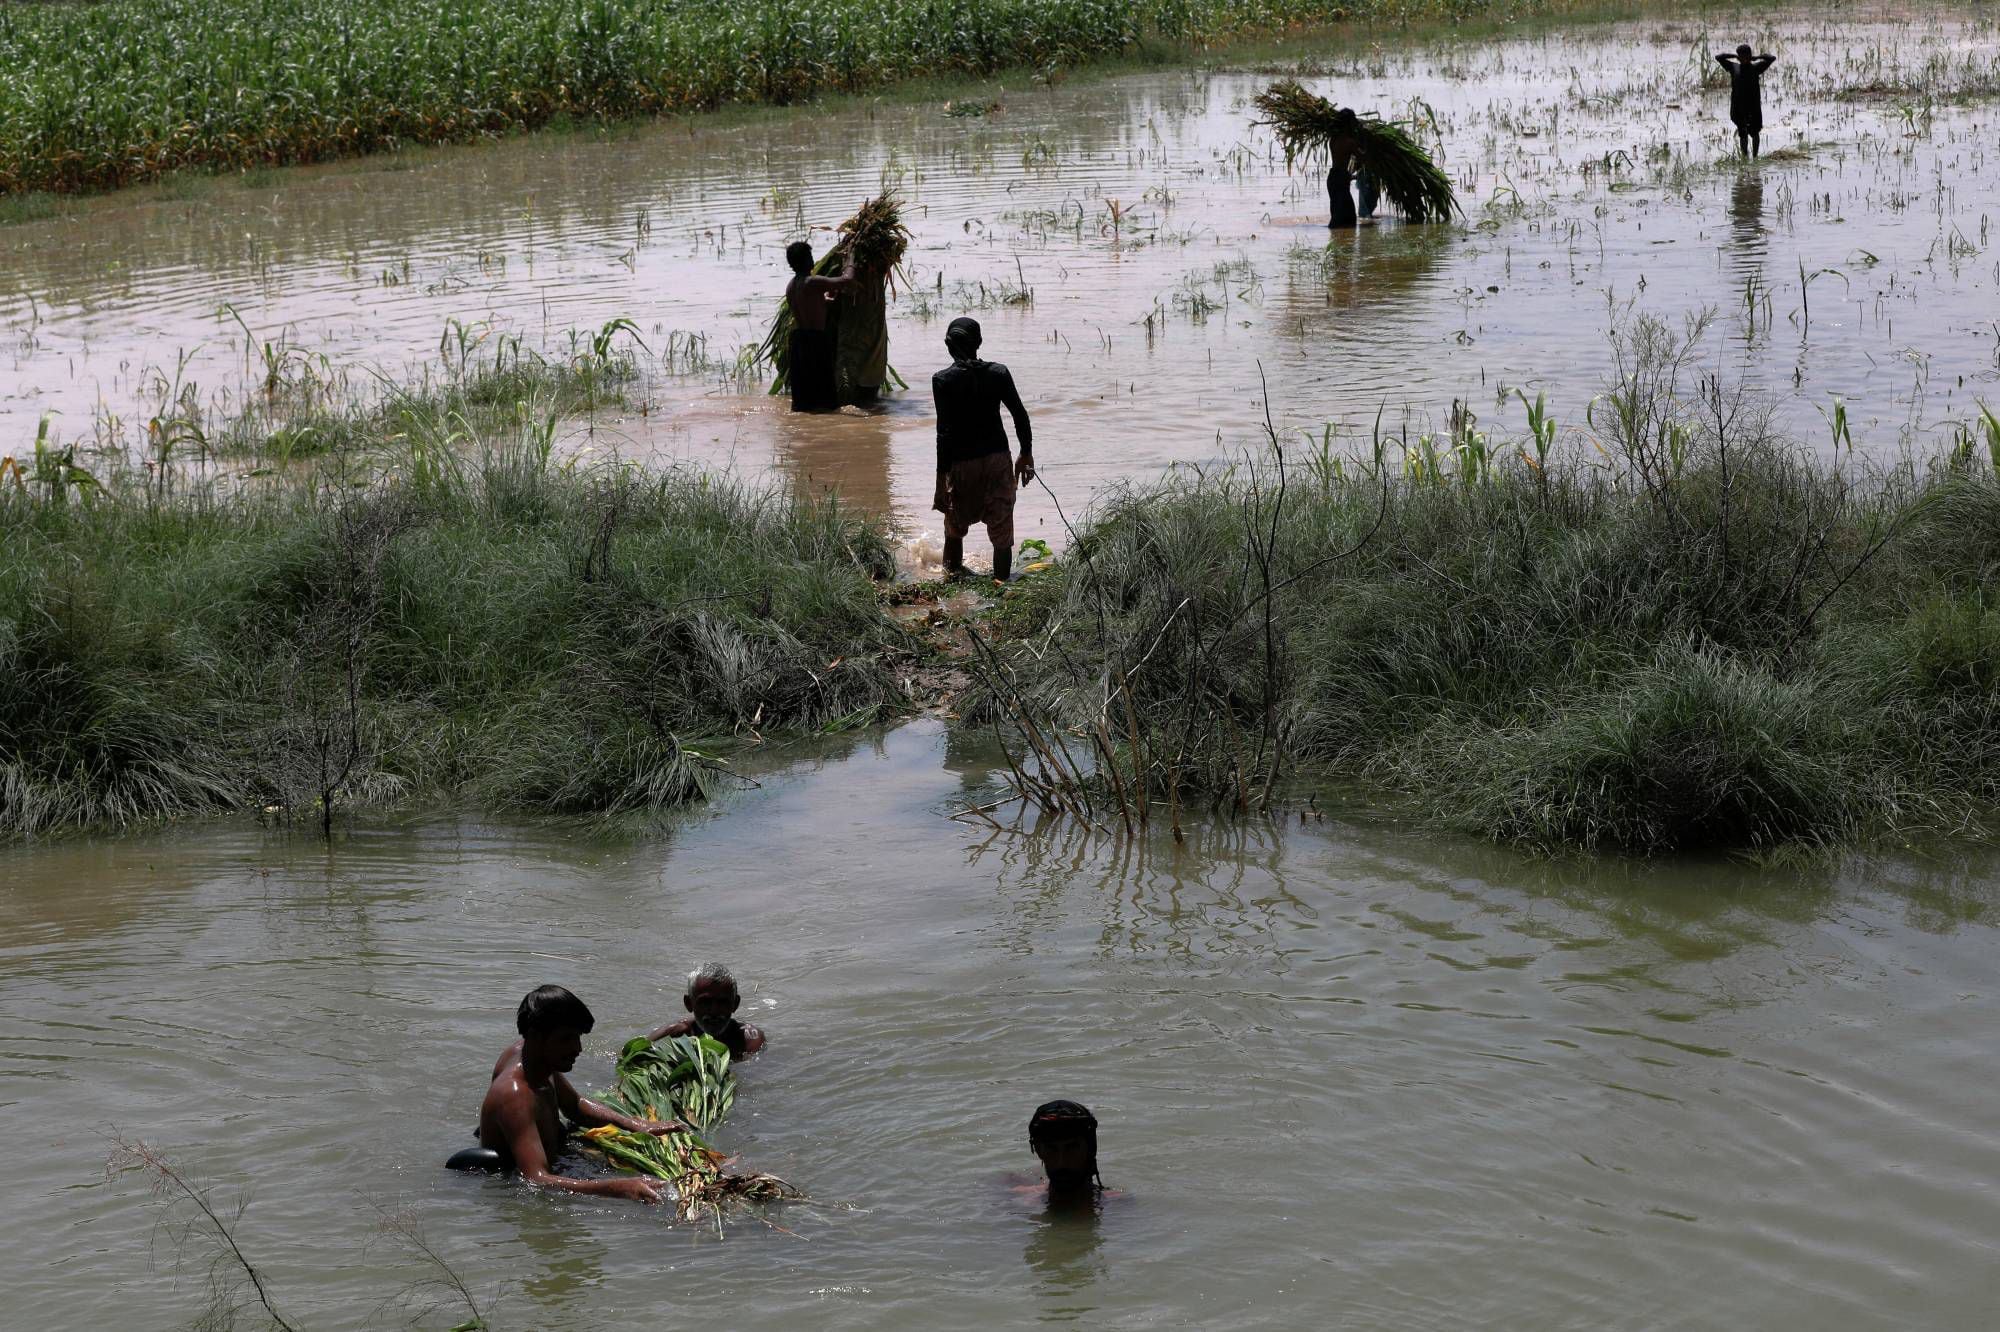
[
  {"xmin": 0, "ymin": 353, "xmax": 907, "ymax": 841},
  {"xmin": 974, "ymin": 319, "xmax": 2000, "ymax": 855},
  {"xmin": 1, "ymin": 0, "xmax": 1606, "ymax": 196}
]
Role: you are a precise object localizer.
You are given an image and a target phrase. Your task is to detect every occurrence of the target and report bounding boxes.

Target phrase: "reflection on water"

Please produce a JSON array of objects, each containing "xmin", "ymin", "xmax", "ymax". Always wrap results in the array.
[
  {"xmin": 1023, "ymin": 1205, "xmax": 1109, "ymax": 1323},
  {"xmin": 5, "ymin": 7, "xmax": 1999, "ymax": 554},
  {"xmin": 3, "ymin": 722, "xmax": 1996, "ymax": 1327}
]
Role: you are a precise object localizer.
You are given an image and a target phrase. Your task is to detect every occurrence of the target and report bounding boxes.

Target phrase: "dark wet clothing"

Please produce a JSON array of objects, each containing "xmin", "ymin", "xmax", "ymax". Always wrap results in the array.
[
  {"xmin": 1720, "ymin": 54, "xmax": 1776, "ymax": 131},
  {"xmin": 932, "ymin": 357, "xmax": 1031, "ymax": 471},
  {"xmin": 1356, "ymin": 169, "xmax": 1380, "ymax": 219},
  {"xmin": 789, "ymin": 326, "xmax": 837, "ymax": 412},
  {"xmin": 1327, "ymin": 164, "xmax": 1356, "ymax": 229},
  {"xmin": 942, "ymin": 449, "xmax": 1017, "ymax": 550}
]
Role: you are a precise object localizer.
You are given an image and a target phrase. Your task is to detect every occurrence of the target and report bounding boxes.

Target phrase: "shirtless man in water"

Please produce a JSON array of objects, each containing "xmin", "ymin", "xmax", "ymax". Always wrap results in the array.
[
  {"xmin": 647, "ymin": 962, "xmax": 766, "ymax": 1061},
  {"xmin": 478, "ymin": 985, "xmax": 687, "ymax": 1203},
  {"xmin": 785, "ymin": 240, "xmax": 855, "ymax": 412}
]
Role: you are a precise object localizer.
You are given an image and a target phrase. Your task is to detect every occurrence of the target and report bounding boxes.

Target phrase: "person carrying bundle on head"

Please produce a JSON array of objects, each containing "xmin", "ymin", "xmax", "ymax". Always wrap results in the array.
[
  {"xmin": 647, "ymin": 962, "xmax": 766, "ymax": 1061},
  {"xmin": 785, "ymin": 240, "xmax": 855, "ymax": 412},
  {"xmin": 454, "ymin": 985, "xmax": 689, "ymax": 1201},
  {"xmin": 1716, "ymin": 44, "xmax": 1777, "ymax": 158},
  {"xmin": 931, "ymin": 317, "xmax": 1034, "ymax": 582}
]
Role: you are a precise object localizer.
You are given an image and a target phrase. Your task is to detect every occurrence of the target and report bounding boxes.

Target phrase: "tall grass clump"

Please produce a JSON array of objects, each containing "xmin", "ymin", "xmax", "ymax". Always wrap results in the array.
[
  {"xmin": 0, "ymin": 380, "xmax": 906, "ymax": 841},
  {"xmin": 1, "ymin": 0, "xmax": 1584, "ymax": 196},
  {"xmin": 973, "ymin": 317, "xmax": 2000, "ymax": 854}
]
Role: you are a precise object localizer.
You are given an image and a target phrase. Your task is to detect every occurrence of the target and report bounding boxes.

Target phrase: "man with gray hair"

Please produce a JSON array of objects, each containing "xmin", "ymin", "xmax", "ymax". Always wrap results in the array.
[{"xmin": 646, "ymin": 963, "xmax": 766, "ymax": 1060}]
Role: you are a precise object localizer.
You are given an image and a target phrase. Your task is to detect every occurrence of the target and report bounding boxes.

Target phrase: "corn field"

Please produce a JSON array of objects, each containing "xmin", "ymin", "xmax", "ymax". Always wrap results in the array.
[{"xmin": 0, "ymin": 0, "xmax": 1540, "ymax": 195}]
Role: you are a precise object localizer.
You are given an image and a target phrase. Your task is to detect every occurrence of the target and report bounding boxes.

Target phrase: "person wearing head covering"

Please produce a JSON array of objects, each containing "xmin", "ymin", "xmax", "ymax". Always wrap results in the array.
[
  {"xmin": 1715, "ymin": 44, "xmax": 1778, "ymax": 158},
  {"xmin": 931, "ymin": 317, "xmax": 1034, "ymax": 581},
  {"xmin": 1027, "ymin": 1100, "xmax": 1103, "ymax": 1205},
  {"xmin": 784, "ymin": 240, "xmax": 854, "ymax": 412},
  {"xmin": 835, "ymin": 250, "xmax": 893, "ymax": 406}
]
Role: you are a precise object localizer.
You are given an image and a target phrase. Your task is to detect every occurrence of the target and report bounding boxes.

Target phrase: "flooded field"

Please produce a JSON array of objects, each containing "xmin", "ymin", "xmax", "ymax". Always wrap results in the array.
[
  {"xmin": 6, "ymin": 9, "xmax": 2000, "ymax": 1327},
  {"xmin": 3, "ymin": 722, "xmax": 1999, "ymax": 1328},
  {"xmin": 5, "ymin": 7, "xmax": 2000, "ymax": 556}
]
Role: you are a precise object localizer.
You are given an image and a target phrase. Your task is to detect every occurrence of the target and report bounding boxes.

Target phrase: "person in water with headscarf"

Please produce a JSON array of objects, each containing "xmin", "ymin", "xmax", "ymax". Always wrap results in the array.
[
  {"xmin": 460, "ymin": 985, "xmax": 688, "ymax": 1200},
  {"xmin": 931, "ymin": 317, "xmax": 1034, "ymax": 581},
  {"xmin": 1018, "ymin": 1100, "xmax": 1107, "ymax": 1209},
  {"xmin": 646, "ymin": 962, "xmax": 767, "ymax": 1060},
  {"xmin": 834, "ymin": 250, "xmax": 892, "ymax": 406},
  {"xmin": 784, "ymin": 240, "xmax": 855, "ymax": 412},
  {"xmin": 1716, "ymin": 44, "xmax": 1778, "ymax": 158}
]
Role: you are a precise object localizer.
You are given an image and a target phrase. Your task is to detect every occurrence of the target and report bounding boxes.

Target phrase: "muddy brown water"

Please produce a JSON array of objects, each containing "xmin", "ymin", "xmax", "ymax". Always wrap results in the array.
[
  {"xmin": 2, "ymin": 722, "xmax": 1998, "ymax": 1327},
  {"xmin": 5, "ymin": 8, "xmax": 2000, "ymax": 566},
  {"xmin": 6, "ymin": 10, "xmax": 2000, "ymax": 1326}
]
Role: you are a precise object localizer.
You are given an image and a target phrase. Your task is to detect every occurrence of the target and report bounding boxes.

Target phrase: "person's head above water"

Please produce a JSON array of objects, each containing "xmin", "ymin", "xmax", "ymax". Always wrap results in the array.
[
  {"xmin": 1736, "ymin": 43, "xmax": 1753, "ymax": 60},
  {"xmin": 1028, "ymin": 1099, "xmax": 1101, "ymax": 1193},
  {"xmin": 945, "ymin": 316, "xmax": 982, "ymax": 360},
  {"xmin": 516, "ymin": 984, "xmax": 594, "ymax": 1073},
  {"xmin": 683, "ymin": 962, "xmax": 742, "ymax": 1038},
  {"xmin": 786, "ymin": 240, "xmax": 815, "ymax": 275}
]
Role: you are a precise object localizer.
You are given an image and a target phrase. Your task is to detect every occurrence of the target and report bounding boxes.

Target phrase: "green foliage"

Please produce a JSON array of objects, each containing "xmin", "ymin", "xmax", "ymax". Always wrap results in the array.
[
  {"xmin": 602, "ymin": 1034, "xmax": 737, "ymax": 1129},
  {"xmin": 0, "ymin": 392, "xmax": 907, "ymax": 840},
  {"xmin": 982, "ymin": 390, "xmax": 2000, "ymax": 853},
  {"xmin": 0, "ymin": 0, "xmax": 1571, "ymax": 195}
]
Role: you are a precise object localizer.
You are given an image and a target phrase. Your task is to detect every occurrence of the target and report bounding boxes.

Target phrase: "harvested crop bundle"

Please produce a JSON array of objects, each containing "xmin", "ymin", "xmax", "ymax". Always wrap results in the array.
[
  {"xmin": 761, "ymin": 193, "xmax": 911, "ymax": 395},
  {"xmin": 1252, "ymin": 80, "xmax": 1458, "ymax": 225},
  {"xmin": 579, "ymin": 1035, "xmax": 803, "ymax": 1228},
  {"xmin": 600, "ymin": 1033, "xmax": 735, "ymax": 1128}
]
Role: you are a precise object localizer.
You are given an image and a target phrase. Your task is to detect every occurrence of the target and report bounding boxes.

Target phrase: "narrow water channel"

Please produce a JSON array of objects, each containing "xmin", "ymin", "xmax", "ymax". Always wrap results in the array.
[{"xmin": 3, "ymin": 723, "xmax": 1996, "ymax": 1327}]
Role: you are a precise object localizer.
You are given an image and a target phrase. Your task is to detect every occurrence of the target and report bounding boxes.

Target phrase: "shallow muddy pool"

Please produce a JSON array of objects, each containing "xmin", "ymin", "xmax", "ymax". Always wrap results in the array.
[
  {"xmin": 5, "ymin": 7, "xmax": 2000, "ymax": 561},
  {"xmin": 2, "ymin": 722, "xmax": 1997, "ymax": 1327}
]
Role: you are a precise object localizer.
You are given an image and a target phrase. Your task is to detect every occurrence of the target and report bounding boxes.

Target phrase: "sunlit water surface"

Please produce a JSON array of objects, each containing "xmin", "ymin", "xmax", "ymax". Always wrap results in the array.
[{"xmin": 3, "ymin": 7, "xmax": 1999, "ymax": 561}]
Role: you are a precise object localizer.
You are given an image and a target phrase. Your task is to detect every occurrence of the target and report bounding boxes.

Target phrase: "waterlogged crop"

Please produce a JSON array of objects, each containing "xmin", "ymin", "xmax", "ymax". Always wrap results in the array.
[{"xmin": 0, "ymin": 0, "xmax": 1566, "ymax": 195}]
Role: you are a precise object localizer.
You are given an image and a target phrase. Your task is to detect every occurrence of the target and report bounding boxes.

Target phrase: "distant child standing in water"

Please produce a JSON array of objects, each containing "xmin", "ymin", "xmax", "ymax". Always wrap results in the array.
[{"xmin": 1716, "ymin": 44, "xmax": 1778, "ymax": 158}]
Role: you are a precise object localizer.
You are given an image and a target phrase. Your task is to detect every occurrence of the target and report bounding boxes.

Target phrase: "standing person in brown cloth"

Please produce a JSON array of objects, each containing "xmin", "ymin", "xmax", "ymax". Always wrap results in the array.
[{"xmin": 931, "ymin": 317, "xmax": 1034, "ymax": 581}]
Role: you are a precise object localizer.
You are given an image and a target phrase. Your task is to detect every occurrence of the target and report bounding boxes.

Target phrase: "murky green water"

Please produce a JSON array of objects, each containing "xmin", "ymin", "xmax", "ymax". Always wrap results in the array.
[{"xmin": 3, "ymin": 723, "xmax": 1997, "ymax": 1327}]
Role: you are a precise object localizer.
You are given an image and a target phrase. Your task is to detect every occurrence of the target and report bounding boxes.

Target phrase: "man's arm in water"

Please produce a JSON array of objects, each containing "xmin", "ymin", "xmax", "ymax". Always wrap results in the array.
[
  {"xmin": 485, "ymin": 1075, "xmax": 664, "ymax": 1203},
  {"xmin": 1715, "ymin": 52, "xmax": 1737, "ymax": 69},
  {"xmin": 553, "ymin": 1071, "xmax": 688, "ymax": 1137},
  {"xmin": 1752, "ymin": 54, "xmax": 1776, "ymax": 72},
  {"xmin": 995, "ymin": 365, "xmax": 1035, "ymax": 483}
]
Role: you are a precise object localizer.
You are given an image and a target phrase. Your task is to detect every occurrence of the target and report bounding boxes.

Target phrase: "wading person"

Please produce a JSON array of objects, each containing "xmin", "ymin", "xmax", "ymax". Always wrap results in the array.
[
  {"xmin": 1325, "ymin": 107, "xmax": 1364, "ymax": 229},
  {"xmin": 1716, "ymin": 44, "xmax": 1777, "ymax": 158},
  {"xmin": 785, "ymin": 241, "xmax": 854, "ymax": 412},
  {"xmin": 835, "ymin": 252, "xmax": 892, "ymax": 406},
  {"xmin": 931, "ymin": 317, "xmax": 1034, "ymax": 581},
  {"xmin": 464, "ymin": 985, "xmax": 687, "ymax": 1201},
  {"xmin": 1026, "ymin": 1100, "xmax": 1104, "ymax": 1207},
  {"xmin": 647, "ymin": 962, "xmax": 766, "ymax": 1061}
]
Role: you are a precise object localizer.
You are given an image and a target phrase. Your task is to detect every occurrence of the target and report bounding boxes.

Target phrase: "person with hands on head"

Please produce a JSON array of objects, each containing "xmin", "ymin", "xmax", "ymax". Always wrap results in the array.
[
  {"xmin": 931, "ymin": 317, "xmax": 1034, "ymax": 582},
  {"xmin": 1715, "ymin": 43, "xmax": 1778, "ymax": 158},
  {"xmin": 477, "ymin": 985, "xmax": 689, "ymax": 1203}
]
